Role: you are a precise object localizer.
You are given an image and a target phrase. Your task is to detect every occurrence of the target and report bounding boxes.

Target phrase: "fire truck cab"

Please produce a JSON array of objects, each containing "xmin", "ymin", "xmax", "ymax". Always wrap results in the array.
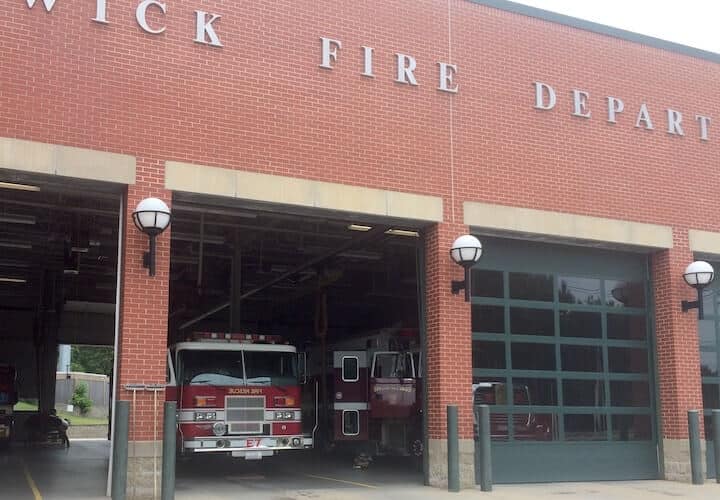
[
  {"xmin": 168, "ymin": 333, "xmax": 314, "ymax": 460},
  {"xmin": 0, "ymin": 364, "xmax": 18, "ymax": 447},
  {"xmin": 319, "ymin": 328, "xmax": 423, "ymax": 458}
]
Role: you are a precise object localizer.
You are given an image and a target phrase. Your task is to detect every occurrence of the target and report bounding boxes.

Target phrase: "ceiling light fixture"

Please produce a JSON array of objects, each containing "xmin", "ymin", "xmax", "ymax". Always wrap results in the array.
[
  {"xmin": 0, "ymin": 215, "xmax": 36, "ymax": 225},
  {"xmin": 385, "ymin": 229, "xmax": 419, "ymax": 237},
  {"xmin": 0, "ymin": 182, "xmax": 40, "ymax": 192},
  {"xmin": 348, "ymin": 224, "xmax": 373, "ymax": 232},
  {"xmin": 0, "ymin": 277, "xmax": 27, "ymax": 284},
  {"xmin": 0, "ymin": 241, "xmax": 32, "ymax": 250}
]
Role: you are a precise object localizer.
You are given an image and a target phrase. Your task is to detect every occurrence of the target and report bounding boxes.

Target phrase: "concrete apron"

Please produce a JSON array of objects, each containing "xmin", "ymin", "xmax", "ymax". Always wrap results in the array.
[
  {"xmin": 663, "ymin": 438, "xmax": 707, "ymax": 482},
  {"xmin": 427, "ymin": 438, "xmax": 475, "ymax": 489},
  {"xmin": 127, "ymin": 440, "xmax": 163, "ymax": 499}
]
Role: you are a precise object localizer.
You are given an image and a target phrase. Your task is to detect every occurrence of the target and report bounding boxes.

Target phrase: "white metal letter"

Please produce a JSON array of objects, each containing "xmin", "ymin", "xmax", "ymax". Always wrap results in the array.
[
  {"xmin": 195, "ymin": 11, "xmax": 222, "ymax": 47},
  {"xmin": 696, "ymin": 115, "xmax": 711, "ymax": 141},
  {"xmin": 635, "ymin": 104, "xmax": 654, "ymax": 130},
  {"xmin": 572, "ymin": 90, "xmax": 591, "ymax": 118},
  {"xmin": 438, "ymin": 63, "xmax": 458, "ymax": 93},
  {"xmin": 534, "ymin": 82, "xmax": 556, "ymax": 110},
  {"xmin": 93, "ymin": 0, "xmax": 108, "ymax": 23},
  {"xmin": 607, "ymin": 97, "xmax": 624, "ymax": 123},
  {"xmin": 666, "ymin": 109, "xmax": 684, "ymax": 136},
  {"xmin": 320, "ymin": 37, "xmax": 342, "ymax": 69},
  {"xmin": 395, "ymin": 54, "xmax": 418, "ymax": 86},
  {"xmin": 26, "ymin": 0, "xmax": 57, "ymax": 11},
  {"xmin": 362, "ymin": 46, "xmax": 374, "ymax": 77},
  {"xmin": 136, "ymin": 0, "xmax": 166, "ymax": 35}
]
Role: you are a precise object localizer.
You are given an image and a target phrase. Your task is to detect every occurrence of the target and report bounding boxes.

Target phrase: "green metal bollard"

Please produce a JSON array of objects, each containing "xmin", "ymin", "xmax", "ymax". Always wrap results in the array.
[
  {"xmin": 713, "ymin": 410, "xmax": 720, "ymax": 483},
  {"xmin": 111, "ymin": 401, "xmax": 129, "ymax": 500},
  {"xmin": 447, "ymin": 405, "xmax": 459, "ymax": 492},
  {"xmin": 478, "ymin": 405, "xmax": 492, "ymax": 492},
  {"xmin": 688, "ymin": 410, "xmax": 704, "ymax": 485},
  {"xmin": 161, "ymin": 402, "xmax": 177, "ymax": 500}
]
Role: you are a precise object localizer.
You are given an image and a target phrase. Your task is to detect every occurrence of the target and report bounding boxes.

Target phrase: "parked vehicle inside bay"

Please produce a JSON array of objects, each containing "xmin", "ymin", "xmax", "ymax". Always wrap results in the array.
[
  {"xmin": 472, "ymin": 382, "xmax": 553, "ymax": 441},
  {"xmin": 0, "ymin": 364, "xmax": 18, "ymax": 448}
]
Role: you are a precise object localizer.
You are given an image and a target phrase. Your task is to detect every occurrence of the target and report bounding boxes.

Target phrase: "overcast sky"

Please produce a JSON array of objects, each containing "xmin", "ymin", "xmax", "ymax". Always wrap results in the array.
[{"xmin": 511, "ymin": 0, "xmax": 720, "ymax": 54}]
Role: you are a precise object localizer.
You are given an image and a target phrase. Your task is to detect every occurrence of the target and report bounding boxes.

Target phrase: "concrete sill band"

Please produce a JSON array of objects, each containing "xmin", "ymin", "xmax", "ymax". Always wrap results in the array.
[
  {"xmin": 0, "ymin": 137, "xmax": 136, "ymax": 185},
  {"xmin": 464, "ymin": 201, "xmax": 674, "ymax": 250},
  {"xmin": 165, "ymin": 160, "xmax": 444, "ymax": 223}
]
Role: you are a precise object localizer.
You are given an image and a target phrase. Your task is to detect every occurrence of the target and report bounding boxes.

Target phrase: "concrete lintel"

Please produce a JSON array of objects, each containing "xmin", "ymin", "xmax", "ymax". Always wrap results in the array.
[
  {"xmin": 689, "ymin": 229, "xmax": 720, "ymax": 256},
  {"xmin": 165, "ymin": 161, "xmax": 443, "ymax": 223},
  {"xmin": 464, "ymin": 201, "xmax": 673, "ymax": 249},
  {"xmin": 0, "ymin": 137, "xmax": 136, "ymax": 184}
]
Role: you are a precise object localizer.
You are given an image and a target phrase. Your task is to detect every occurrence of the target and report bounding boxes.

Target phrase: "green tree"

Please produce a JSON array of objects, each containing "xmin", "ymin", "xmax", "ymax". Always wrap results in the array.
[
  {"xmin": 71, "ymin": 383, "xmax": 93, "ymax": 415},
  {"xmin": 70, "ymin": 346, "xmax": 113, "ymax": 376}
]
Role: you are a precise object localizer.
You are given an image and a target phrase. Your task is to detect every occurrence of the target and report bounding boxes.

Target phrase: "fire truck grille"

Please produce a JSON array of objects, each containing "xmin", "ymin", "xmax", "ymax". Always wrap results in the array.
[
  {"xmin": 229, "ymin": 423, "xmax": 263, "ymax": 434},
  {"xmin": 226, "ymin": 396, "xmax": 265, "ymax": 434}
]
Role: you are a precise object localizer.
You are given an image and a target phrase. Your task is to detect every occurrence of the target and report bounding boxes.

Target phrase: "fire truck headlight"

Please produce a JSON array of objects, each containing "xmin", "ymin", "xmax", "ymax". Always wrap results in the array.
[
  {"xmin": 212, "ymin": 422, "xmax": 227, "ymax": 436},
  {"xmin": 194, "ymin": 411, "xmax": 217, "ymax": 421}
]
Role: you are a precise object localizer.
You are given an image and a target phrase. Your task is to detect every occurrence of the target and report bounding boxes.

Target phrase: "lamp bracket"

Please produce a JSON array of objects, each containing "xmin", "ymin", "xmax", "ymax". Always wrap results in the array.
[
  {"xmin": 682, "ymin": 300, "xmax": 699, "ymax": 313},
  {"xmin": 451, "ymin": 280, "xmax": 465, "ymax": 295}
]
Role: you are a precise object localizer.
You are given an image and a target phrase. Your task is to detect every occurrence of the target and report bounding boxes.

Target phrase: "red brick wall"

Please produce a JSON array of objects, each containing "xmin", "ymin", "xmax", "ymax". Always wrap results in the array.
[
  {"xmin": 3, "ymin": 0, "xmax": 717, "ymax": 441},
  {"xmin": 118, "ymin": 159, "xmax": 172, "ymax": 441},
  {"xmin": 425, "ymin": 222, "xmax": 473, "ymax": 439},
  {"xmin": 651, "ymin": 232, "xmax": 704, "ymax": 439}
]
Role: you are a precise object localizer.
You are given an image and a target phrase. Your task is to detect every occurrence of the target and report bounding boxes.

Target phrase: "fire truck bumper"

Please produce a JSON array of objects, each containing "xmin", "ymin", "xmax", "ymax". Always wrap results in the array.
[{"xmin": 185, "ymin": 435, "xmax": 313, "ymax": 457}]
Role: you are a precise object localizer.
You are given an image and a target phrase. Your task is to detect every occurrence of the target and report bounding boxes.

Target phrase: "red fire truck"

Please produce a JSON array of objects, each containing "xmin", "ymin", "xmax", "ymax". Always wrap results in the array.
[
  {"xmin": 0, "ymin": 364, "xmax": 18, "ymax": 447},
  {"xmin": 167, "ymin": 333, "xmax": 315, "ymax": 460},
  {"xmin": 316, "ymin": 328, "xmax": 423, "ymax": 459}
]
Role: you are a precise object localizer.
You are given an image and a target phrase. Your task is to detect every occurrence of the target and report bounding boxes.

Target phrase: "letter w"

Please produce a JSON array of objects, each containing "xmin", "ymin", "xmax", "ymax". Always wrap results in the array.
[{"xmin": 26, "ymin": 0, "xmax": 57, "ymax": 11}]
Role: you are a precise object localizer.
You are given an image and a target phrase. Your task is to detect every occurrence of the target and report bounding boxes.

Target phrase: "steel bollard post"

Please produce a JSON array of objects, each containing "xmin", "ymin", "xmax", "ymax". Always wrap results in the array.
[
  {"xmin": 161, "ymin": 402, "xmax": 177, "ymax": 500},
  {"xmin": 478, "ymin": 405, "xmax": 492, "ymax": 492},
  {"xmin": 111, "ymin": 401, "xmax": 129, "ymax": 500},
  {"xmin": 688, "ymin": 410, "xmax": 704, "ymax": 485},
  {"xmin": 447, "ymin": 405, "xmax": 459, "ymax": 492},
  {"xmin": 713, "ymin": 410, "xmax": 720, "ymax": 483}
]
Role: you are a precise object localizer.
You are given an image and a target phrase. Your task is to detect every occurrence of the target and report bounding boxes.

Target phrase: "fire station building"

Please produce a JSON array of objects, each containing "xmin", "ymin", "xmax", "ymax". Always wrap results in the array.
[{"xmin": 1, "ymin": 0, "xmax": 719, "ymax": 495}]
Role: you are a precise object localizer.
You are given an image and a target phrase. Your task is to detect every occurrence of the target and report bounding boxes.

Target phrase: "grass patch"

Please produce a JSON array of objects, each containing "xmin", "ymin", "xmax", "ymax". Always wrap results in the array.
[{"xmin": 14, "ymin": 401, "xmax": 108, "ymax": 426}]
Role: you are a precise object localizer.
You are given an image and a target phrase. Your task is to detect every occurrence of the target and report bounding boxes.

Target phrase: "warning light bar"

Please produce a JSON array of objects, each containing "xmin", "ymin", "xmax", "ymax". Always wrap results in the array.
[{"xmin": 189, "ymin": 332, "xmax": 287, "ymax": 344}]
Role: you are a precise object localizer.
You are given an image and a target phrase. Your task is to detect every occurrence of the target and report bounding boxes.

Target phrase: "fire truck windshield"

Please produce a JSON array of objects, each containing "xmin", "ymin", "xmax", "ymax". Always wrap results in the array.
[{"xmin": 177, "ymin": 350, "xmax": 298, "ymax": 387}]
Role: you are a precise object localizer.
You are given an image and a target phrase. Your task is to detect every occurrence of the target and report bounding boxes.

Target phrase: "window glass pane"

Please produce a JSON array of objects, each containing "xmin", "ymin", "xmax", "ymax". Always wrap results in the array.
[
  {"xmin": 473, "ymin": 379, "xmax": 507, "ymax": 405},
  {"xmin": 510, "ymin": 308, "xmax": 554, "ymax": 336},
  {"xmin": 513, "ymin": 413, "xmax": 556, "ymax": 441},
  {"xmin": 471, "ymin": 269, "xmax": 503, "ymax": 298},
  {"xmin": 612, "ymin": 414, "xmax": 652, "ymax": 441},
  {"xmin": 605, "ymin": 279, "xmax": 646, "ymax": 308},
  {"xmin": 702, "ymin": 289, "xmax": 715, "ymax": 317},
  {"xmin": 564, "ymin": 414, "xmax": 607, "ymax": 441},
  {"xmin": 511, "ymin": 343, "xmax": 555, "ymax": 371},
  {"xmin": 559, "ymin": 311, "xmax": 601, "ymax": 338},
  {"xmin": 608, "ymin": 347, "xmax": 649, "ymax": 374},
  {"xmin": 702, "ymin": 383, "xmax": 720, "ymax": 409},
  {"xmin": 701, "ymin": 351, "xmax": 718, "ymax": 377},
  {"xmin": 558, "ymin": 277, "xmax": 602, "ymax": 305},
  {"xmin": 561, "ymin": 345, "xmax": 603, "ymax": 372},
  {"xmin": 489, "ymin": 413, "xmax": 509, "ymax": 441},
  {"xmin": 699, "ymin": 320, "xmax": 717, "ymax": 349},
  {"xmin": 607, "ymin": 314, "xmax": 646, "ymax": 340},
  {"xmin": 472, "ymin": 341, "xmax": 506, "ymax": 369},
  {"xmin": 509, "ymin": 273, "xmax": 553, "ymax": 302},
  {"xmin": 342, "ymin": 357, "xmax": 359, "ymax": 381},
  {"xmin": 512, "ymin": 378, "xmax": 558, "ymax": 406},
  {"xmin": 610, "ymin": 381, "xmax": 650, "ymax": 407},
  {"xmin": 472, "ymin": 305, "xmax": 504, "ymax": 333},
  {"xmin": 562, "ymin": 379, "xmax": 605, "ymax": 406},
  {"xmin": 343, "ymin": 410, "xmax": 359, "ymax": 435},
  {"xmin": 705, "ymin": 415, "xmax": 714, "ymax": 440}
]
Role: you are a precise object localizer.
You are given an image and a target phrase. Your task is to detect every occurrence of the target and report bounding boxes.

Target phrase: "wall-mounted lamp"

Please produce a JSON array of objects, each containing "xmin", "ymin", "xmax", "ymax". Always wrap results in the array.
[
  {"xmin": 450, "ymin": 234, "xmax": 483, "ymax": 302},
  {"xmin": 681, "ymin": 260, "xmax": 714, "ymax": 320},
  {"xmin": 132, "ymin": 197, "xmax": 171, "ymax": 277}
]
